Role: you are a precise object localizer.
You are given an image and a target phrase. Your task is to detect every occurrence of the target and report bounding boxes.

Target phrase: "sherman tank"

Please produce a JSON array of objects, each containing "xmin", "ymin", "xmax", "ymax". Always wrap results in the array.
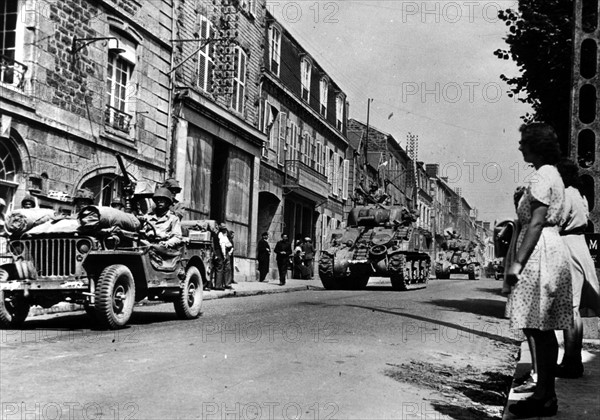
[
  {"xmin": 435, "ymin": 234, "xmax": 481, "ymax": 280},
  {"xmin": 318, "ymin": 205, "xmax": 431, "ymax": 291}
]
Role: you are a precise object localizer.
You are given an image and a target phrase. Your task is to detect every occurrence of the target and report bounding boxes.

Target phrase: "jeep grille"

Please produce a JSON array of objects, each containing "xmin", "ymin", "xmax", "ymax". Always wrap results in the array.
[{"xmin": 9, "ymin": 238, "xmax": 86, "ymax": 277}]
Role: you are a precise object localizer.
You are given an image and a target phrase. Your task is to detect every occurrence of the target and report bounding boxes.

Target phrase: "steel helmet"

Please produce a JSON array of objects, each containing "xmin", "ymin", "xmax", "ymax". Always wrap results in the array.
[
  {"xmin": 152, "ymin": 187, "xmax": 173, "ymax": 205},
  {"xmin": 161, "ymin": 178, "xmax": 182, "ymax": 193},
  {"xmin": 21, "ymin": 195, "xmax": 35, "ymax": 207},
  {"xmin": 0, "ymin": 198, "xmax": 5, "ymax": 207}
]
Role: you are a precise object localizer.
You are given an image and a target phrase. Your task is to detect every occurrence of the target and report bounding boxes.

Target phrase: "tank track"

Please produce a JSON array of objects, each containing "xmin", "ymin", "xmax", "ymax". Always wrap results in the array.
[
  {"xmin": 390, "ymin": 253, "xmax": 430, "ymax": 291},
  {"xmin": 318, "ymin": 252, "xmax": 341, "ymax": 290}
]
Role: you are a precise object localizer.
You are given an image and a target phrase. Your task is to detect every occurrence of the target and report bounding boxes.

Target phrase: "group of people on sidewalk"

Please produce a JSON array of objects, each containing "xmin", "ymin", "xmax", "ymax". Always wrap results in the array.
[
  {"xmin": 502, "ymin": 123, "xmax": 600, "ymax": 418},
  {"xmin": 257, "ymin": 233, "xmax": 315, "ymax": 286}
]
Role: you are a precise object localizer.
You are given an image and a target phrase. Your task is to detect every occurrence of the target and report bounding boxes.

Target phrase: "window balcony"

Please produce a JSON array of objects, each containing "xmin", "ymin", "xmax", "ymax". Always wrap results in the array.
[
  {"xmin": 284, "ymin": 159, "xmax": 329, "ymax": 201},
  {"xmin": 104, "ymin": 105, "xmax": 133, "ymax": 133},
  {"xmin": 0, "ymin": 54, "xmax": 27, "ymax": 90}
]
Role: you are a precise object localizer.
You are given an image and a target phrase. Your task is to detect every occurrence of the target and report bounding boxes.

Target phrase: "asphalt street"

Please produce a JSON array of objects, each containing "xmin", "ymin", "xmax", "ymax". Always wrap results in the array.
[{"xmin": 0, "ymin": 278, "xmax": 517, "ymax": 420}]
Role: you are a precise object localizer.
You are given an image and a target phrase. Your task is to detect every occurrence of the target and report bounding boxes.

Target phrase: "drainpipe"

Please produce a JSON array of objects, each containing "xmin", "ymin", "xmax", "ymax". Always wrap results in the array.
[{"xmin": 165, "ymin": 0, "xmax": 177, "ymax": 177}]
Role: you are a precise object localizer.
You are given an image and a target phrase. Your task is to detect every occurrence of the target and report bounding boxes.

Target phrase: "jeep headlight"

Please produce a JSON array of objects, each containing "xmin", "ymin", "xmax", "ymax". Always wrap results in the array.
[{"xmin": 76, "ymin": 240, "xmax": 91, "ymax": 254}]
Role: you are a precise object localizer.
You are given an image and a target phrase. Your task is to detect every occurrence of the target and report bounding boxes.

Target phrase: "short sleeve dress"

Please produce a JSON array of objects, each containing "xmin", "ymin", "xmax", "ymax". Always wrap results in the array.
[{"xmin": 506, "ymin": 165, "xmax": 573, "ymax": 331}]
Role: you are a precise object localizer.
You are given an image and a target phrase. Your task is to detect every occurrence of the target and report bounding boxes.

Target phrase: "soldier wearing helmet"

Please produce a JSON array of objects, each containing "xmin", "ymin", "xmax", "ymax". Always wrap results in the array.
[
  {"xmin": 21, "ymin": 195, "xmax": 36, "ymax": 209},
  {"xmin": 73, "ymin": 188, "xmax": 95, "ymax": 213},
  {"xmin": 110, "ymin": 196, "xmax": 124, "ymax": 210},
  {"xmin": 161, "ymin": 177, "xmax": 184, "ymax": 220},
  {"xmin": 140, "ymin": 187, "xmax": 182, "ymax": 249}
]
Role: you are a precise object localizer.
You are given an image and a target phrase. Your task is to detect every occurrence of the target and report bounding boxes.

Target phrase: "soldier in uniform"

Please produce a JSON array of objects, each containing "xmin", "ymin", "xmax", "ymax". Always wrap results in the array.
[
  {"xmin": 161, "ymin": 178, "xmax": 184, "ymax": 220},
  {"xmin": 20, "ymin": 195, "xmax": 36, "ymax": 209},
  {"xmin": 73, "ymin": 188, "xmax": 94, "ymax": 213},
  {"xmin": 140, "ymin": 187, "xmax": 182, "ymax": 249}
]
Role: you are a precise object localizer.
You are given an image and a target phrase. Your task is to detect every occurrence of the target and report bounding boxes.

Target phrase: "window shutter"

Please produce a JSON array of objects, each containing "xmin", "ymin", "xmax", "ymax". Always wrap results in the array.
[
  {"xmin": 342, "ymin": 159, "xmax": 349, "ymax": 200},
  {"xmin": 278, "ymin": 113, "xmax": 287, "ymax": 165},
  {"xmin": 332, "ymin": 151, "xmax": 338, "ymax": 196}
]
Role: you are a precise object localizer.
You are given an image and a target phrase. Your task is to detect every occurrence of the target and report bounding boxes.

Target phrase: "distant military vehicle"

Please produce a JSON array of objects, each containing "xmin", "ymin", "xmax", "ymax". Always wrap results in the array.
[{"xmin": 435, "ymin": 230, "xmax": 480, "ymax": 280}]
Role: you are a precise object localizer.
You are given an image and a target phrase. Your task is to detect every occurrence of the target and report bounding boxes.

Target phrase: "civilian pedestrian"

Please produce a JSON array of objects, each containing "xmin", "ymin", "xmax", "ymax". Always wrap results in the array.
[
  {"xmin": 293, "ymin": 238, "xmax": 304, "ymax": 279},
  {"xmin": 256, "ymin": 232, "xmax": 271, "ymax": 282},
  {"xmin": 556, "ymin": 158, "xmax": 600, "ymax": 378},
  {"xmin": 301, "ymin": 237, "xmax": 315, "ymax": 279},
  {"xmin": 274, "ymin": 233, "xmax": 292, "ymax": 285},
  {"xmin": 506, "ymin": 123, "xmax": 573, "ymax": 418},
  {"xmin": 214, "ymin": 222, "xmax": 233, "ymax": 290}
]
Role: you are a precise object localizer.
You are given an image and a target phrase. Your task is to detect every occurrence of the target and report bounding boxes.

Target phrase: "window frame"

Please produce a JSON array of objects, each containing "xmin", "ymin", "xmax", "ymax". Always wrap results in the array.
[
  {"xmin": 196, "ymin": 15, "xmax": 215, "ymax": 93},
  {"xmin": 319, "ymin": 78, "xmax": 328, "ymax": 116},
  {"xmin": 335, "ymin": 95, "xmax": 344, "ymax": 131},
  {"xmin": 105, "ymin": 46, "xmax": 135, "ymax": 134},
  {"xmin": 269, "ymin": 25, "xmax": 281, "ymax": 77},
  {"xmin": 300, "ymin": 57, "xmax": 312, "ymax": 102},
  {"xmin": 0, "ymin": 0, "xmax": 26, "ymax": 90},
  {"xmin": 230, "ymin": 47, "xmax": 247, "ymax": 113}
]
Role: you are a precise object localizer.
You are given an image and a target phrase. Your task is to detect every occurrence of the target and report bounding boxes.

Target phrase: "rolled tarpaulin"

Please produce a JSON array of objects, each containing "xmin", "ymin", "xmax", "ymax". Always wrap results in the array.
[
  {"xmin": 180, "ymin": 220, "xmax": 218, "ymax": 237},
  {"xmin": 5, "ymin": 208, "xmax": 56, "ymax": 235},
  {"xmin": 78, "ymin": 205, "xmax": 141, "ymax": 232}
]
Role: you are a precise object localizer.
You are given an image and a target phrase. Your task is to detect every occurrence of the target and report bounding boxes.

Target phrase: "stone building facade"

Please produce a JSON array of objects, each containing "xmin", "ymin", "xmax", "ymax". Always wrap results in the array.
[
  {"xmin": 257, "ymin": 10, "xmax": 350, "ymax": 277},
  {"xmin": 170, "ymin": 0, "xmax": 267, "ymax": 280},
  {"xmin": 0, "ymin": 0, "xmax": 171, "ymax": 212}
]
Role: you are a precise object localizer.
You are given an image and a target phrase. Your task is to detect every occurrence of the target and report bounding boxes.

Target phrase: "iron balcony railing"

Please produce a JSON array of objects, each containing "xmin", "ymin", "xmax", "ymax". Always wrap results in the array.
[
  {"xmin": 284, "ymin": 159, "xmax": 329, "ymax": 198},
  {"xmin": 0, "ymin": 54, "xmax": 27, "ymax": 90},
  {"xmin": 105, "ymin": 105, "xmax": 133, "ymax": 132}
]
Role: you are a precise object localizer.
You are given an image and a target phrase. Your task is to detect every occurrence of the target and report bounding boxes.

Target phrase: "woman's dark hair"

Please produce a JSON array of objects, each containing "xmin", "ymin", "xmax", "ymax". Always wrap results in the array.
[
  {"xmin": 556, "ymin": 158, "xmax": 583, "ymax": 191},
  {"xmin": 519, "ymin": 123, "xmax": 562, "ymax": 164}
]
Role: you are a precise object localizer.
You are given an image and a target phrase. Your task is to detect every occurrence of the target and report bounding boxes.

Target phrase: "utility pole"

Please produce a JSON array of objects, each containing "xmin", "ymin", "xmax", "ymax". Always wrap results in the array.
[{"xmin": 364, "ymin": 98, "xmax": 373, "ymax": 179}]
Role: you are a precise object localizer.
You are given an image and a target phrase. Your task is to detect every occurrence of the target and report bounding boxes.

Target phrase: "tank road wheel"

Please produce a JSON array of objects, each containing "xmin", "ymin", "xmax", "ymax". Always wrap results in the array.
[
  {"xmin": 95, "ymin": 264, "xmax": 136, "ymax": 330},
  {"xmin": 174, "ymin": 266, "xmax": 203, "ymax": 319},
  {"xmin": 389, "ymin": 253, "xmax": 408, "ymax": 291},
  {"xmin": 0, "ymin": 291, "xmax": 30, "ymax": 329},
  {"xmin": 319, "ymin": 253, "xmax": 341, "ymax": 290}
]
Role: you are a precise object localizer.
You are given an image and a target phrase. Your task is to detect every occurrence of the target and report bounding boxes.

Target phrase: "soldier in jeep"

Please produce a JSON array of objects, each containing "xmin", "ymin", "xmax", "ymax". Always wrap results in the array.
[{"xmin": 140, "ymin": 187, "xmax": 183, "ymax": 250}]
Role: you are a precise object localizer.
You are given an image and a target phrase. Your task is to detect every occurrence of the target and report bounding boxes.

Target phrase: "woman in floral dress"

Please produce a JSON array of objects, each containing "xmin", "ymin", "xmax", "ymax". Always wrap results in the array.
[{"xmin": 506, "ymin": 123, "xmax": 573, "ymax": 418}]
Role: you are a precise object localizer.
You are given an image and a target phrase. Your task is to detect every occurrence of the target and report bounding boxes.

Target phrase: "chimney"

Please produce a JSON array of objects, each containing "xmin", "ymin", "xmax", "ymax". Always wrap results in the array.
[{"xmin": 426, "ymin": 164, "xmax": 439, "ymax": 177}]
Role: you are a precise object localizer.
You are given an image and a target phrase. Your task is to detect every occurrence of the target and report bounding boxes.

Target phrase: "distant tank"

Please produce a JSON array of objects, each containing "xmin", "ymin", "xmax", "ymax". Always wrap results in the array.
[
  {"xmin": 318, "ymin": 204, "xmax": 431, "ymax": 291},
  {"xmin": 434, "ymin": 229, "xmax": 481, "ymax": 280}
]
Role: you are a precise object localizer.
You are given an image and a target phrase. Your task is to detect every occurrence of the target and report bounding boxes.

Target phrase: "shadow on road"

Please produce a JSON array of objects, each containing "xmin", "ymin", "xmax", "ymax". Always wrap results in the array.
[
  {"xmin": 301, "ymin": 301, "xmax": 517, "ymax": 344},
  {"xmin": 427, "ymin": 298, "xmax": 507, "ymax": 319}
]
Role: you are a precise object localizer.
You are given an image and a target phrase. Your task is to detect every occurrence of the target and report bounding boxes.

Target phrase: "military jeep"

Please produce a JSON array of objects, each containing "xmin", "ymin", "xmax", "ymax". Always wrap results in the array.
[{"xmin": 0, "ymin": 216, "xmax": 214, "ymax": 330}]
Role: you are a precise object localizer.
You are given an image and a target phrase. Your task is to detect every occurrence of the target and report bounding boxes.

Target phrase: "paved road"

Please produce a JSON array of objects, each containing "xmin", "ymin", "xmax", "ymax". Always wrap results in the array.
[{"xmin": 1, "ymin": 278, "xmax": 517, "ymax": 420}]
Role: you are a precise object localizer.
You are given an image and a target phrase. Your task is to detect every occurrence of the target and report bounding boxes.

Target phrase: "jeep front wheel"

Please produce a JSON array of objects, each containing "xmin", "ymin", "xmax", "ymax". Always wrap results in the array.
[
  {"xmin": 95, "ymin": 265, "xmax": 135, "ymax": 329},
  {"xmin": 0, "ymin": 290, "xmax": 30, "ymax": 329},
  {"xmin": 174, "ymin": 266, "xmax": 203, "ymax": 319}
]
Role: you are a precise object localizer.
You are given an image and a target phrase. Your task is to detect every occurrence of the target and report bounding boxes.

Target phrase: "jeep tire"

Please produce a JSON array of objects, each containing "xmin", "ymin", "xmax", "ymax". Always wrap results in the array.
[
  {"xmin": 95, "ymin": 264, "xmax": 135, "ymax": 329},
  {"xmin": 0, "ymin": 290, "xmax": 30, "ymax": 329},
  {"xmin": 174, "ymin": 266, "xmax": 203, "ymax": 319}
]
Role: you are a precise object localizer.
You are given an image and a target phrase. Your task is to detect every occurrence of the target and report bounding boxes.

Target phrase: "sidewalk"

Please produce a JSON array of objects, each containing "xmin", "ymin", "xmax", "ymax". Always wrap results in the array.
[{"xmin": 503, "ymin": 335, "xmax": 600, "ymax": 419}]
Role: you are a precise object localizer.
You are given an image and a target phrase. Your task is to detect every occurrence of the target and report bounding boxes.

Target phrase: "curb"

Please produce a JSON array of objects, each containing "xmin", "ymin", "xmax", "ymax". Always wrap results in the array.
[
  {"xmin": 503, "ymin": 338, "xmax": 600, "ymax": 419},
  {"xmin": 28, "ymin": 283, "xmax": 324, "ymax": 317}
]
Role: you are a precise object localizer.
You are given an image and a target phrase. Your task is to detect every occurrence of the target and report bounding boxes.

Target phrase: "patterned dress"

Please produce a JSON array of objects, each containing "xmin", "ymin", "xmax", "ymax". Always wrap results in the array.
[{"xmin": 507, "ymin": 165, "xmax": 573, "ymax": 331}]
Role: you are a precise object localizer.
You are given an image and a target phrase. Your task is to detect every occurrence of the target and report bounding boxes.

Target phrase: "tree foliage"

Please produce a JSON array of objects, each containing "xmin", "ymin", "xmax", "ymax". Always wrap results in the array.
[{"xmin": 494, "ymin": 0, "xmax": 573, "ymax": 146}]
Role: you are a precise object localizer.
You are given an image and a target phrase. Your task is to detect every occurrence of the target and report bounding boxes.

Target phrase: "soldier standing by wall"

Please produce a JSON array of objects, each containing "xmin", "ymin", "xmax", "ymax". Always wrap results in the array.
[{"xmin": 274, "ymin": 233, "xmax": 292, "ymax": 286}]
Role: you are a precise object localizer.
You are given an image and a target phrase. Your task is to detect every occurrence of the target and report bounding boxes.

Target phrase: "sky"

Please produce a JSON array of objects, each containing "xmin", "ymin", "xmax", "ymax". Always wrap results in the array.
[{"xmin": 267, "ymin": 0, "xmax": 535, "ymax": 224}]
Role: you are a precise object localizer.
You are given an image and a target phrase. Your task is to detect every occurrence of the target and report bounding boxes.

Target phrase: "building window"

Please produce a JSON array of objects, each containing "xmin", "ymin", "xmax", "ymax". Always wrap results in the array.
[
  {"xmin": 240, "ymin": 0, "xmax": 256, "ymax": 15},
  {"xmin": 288, "ymin": 121, "xmax": 299, "ymax": 161},
  {"xmin": 197, "ymin": 15, "xmax": 214, "ymax": 92},
  {"xmin": 269, "ymin": 25, "xmax": 281, "ymax": 76},
  {"xmin": 319, "ymin": 78, "xmax": 328, "ymax": 116},
  {"xmin": 0, "ymin": 1, "xmax": 26, "ymax": 90},
  {"xmin": 301, "ymin": 58, "xmax": 311, "ymax": 101},
  {"xmin": 335, "ymin": 95, "xmax": 344, "ymax": 130},
  {"xmin": 105, "ymin": 36, "xmax": 136, "ymax": 134},
  {"xmin": 231, "ymin": 47, "xmax": 247, "ymax": 113},
  {"xmin": 81, "ymin": 175, "xmax": 123, "ymax": 207}
]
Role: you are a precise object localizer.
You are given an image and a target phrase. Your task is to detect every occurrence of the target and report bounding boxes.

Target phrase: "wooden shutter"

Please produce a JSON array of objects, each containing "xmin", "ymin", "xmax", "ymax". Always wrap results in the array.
[
  {"xmin": 342, "ymin": 159, "xmax": 349, "ymax": 200},
  {"xmin": 278, "ymin": 113, "xmax": 287, "ymax": 165}
]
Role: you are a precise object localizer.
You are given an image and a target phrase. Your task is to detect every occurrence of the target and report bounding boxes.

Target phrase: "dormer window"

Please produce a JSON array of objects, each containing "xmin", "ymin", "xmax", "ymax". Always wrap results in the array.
[
  {"xmin": 300, "ymin": 57, "xmax": 312, "ymax": 101},
  {"xmin": 319, "ymin": 78, "xmax": 328, "ymax": 116},
  {"xmin": 335, "ymin": 94, "xmax": 344, "ymax": 130},
  {"xmin": 268, "ymin": 25, "xmax": 281, "ymax": 76}
]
